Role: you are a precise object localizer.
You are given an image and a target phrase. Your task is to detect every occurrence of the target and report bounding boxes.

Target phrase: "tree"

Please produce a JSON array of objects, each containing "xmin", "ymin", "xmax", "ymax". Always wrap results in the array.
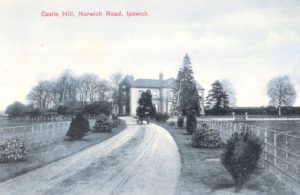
[
  {"xmin": 96, "ymin": 79, "xmax": 112, "ymax": 102},
  {"xmin": 220, "ymin": 79, "xmax": 237, "ymax": 107},
  {"xmin": 137, "ymin": 90, "xmax": 156, "ymax": 116},
  {"xmin": 172, "ymin": 54, "xmax": 200, "ymax": 116},
  {"xmin": 5, "ymin": 101, "xmax": 26, "ymax": 117},
  {"xmin": 27, "ymin": 80, "xmax": 55, "ymax": 110},
  {"xmin": 110, "ymin": 72, "xmax": 124, "ymax": 105},
  {"xmin": 205, "ymin": 80, "xmax": 229, "ymax": 115},
  {"xmin": 267, "ymin": 76, "xmax": 296, "ymax": 116}
]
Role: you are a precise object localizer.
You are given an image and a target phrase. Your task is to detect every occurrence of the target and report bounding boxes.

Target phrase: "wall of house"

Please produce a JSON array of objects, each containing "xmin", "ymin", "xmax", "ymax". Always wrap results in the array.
[{"xmin": 130, "ymin": 87, "xmax": 175, "ymax": 116}]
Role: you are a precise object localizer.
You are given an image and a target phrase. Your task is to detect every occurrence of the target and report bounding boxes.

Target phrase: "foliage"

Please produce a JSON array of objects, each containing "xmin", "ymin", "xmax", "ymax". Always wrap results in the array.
[
  {"xmin": 27, "ymin": 107, "xmax": 45, "ymax": 117},
  {"xmin": 0, "ymin": 138, "xmax": 27, "ymax": 162},
  {"xmin": 267, "ymin": 76, "xmax": 296, "ymax": 116},
  {"xmin": 66, "ymin": 112, "xmax": 89, "ymax": 140},
  {"xmin": 186, "ymin": 109, "xmax": 197, "ymax": 134},
  {"xmin": 94, "ymin": 114, "xmax": 112, "ymax": 133},
  {"xmin": 155, "ymin": 113, "xmax": 170, "ymax": 122},
  {"xmin": 172, "ymin": 54, "xmax": 200, "ymax": 116},
  {"xmin": 5, "ymin": 102, "xmax": 26, "ymax": 117},
  {"xmin": 222, "ymin": 130, "xmax": 263, "ymax": 192},
  {"xmin": 57, "ymin": 105, "xmax": 69, "ymax": 115},
  {"xmin": 177, "ymin": 116, "xmax": 184, "ymax": 128},
  {"xmin": 205, "ymin": 80, "xmax": 230, "ymax": 115},
  {"xmin": 137, "ymin": 90, "xmax": 156, "ymax": 117},
  {"xmin": 192, "ymin": 123, "xmax": 222, "ymax": 148},
  {"xmin": 84, "ymin": 101, "xmax": 112, "ymax": 116}
]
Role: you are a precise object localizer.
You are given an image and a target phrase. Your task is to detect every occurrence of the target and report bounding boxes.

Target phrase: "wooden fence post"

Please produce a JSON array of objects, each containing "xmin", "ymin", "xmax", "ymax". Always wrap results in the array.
[
  {"xmin": 264, "ymin": 131, "xmax": 268, "ymax": 168},
  {"xmin": 285, "ymin": 136, "xmax": 288, "ymax": 172},
  {"xmin": 274, "ymin": 133, "xmax": 277, "ymax": 174}
]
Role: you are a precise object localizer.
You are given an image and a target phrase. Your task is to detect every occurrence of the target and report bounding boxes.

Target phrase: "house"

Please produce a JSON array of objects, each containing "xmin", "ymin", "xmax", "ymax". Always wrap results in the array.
[{"xmin": 118, "ymin": 73, "xmax": 205, "ymax": 116}]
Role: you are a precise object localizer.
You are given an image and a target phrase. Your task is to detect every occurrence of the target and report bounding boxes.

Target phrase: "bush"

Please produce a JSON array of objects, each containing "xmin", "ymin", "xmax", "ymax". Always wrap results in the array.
[
  {"xmin": 155, "ymin": 113, "xmax": 170, "ymax": 122},
  {"xmin": 94, "ymin": 114, "xmax": 112, "ymax": 133},
  {"xmin": 5, "ymin": 102, "xmax": 26, "ymax": 118},
  {"xmin": 66, "ymin": 112, "xmax": 89, "ymax": 140},
  {"xmin": 57, "ymin": 105, "xmax": 69, "ymax": 115},
  {"xmin": 177, "ymin": 116, "xmax": 184, "ymax": 128},
  {"xmin": 192, "ymin": 123, "xmax": 222, "ymax": 148},
  {"xmin": 84, "ymin": 101, "xmax": 112, "ymax": 116},
  {"xmin": 0, "ymin": 138, "xmax": 27, "ymax": 162},
  {"xmin": 186, "ymin": 109, "xmax": 197, "ymax": 134},
  {"xmin": 222, "ymin": 130, "xmax": 263, "ymax": 192}
]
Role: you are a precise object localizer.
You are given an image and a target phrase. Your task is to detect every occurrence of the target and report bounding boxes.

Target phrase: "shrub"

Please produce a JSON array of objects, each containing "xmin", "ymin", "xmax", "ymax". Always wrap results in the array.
[
  {"xmin": 84, "ymin": 101, "xmax": 112, "ymax": 116},
  {"xmin": 66, "ymin": 112, "xmax": 89, "ymax": 140},
  {"xmin": 0, "ymin": 138, "xmax": 27, "ymax": 162},
  {"xmin": 192, "ymin": 123, "xmax": 223, "ymax": 148},
  {"xmin": 177, "ymin": 116, "xmax": 184, "ymax": 128},
  {"xmin": 186, "ymin": 109, "xmax": 197, "ymax": 134},
  {"xmin": 57, "ymin": 105, "xmax": 69, "ymax": 115},
  {"xmin": 94, "ymin": 114, "xmax": 112, "ymax": 133},
  {"xmin": 5, "ymin": 102, "xmax": 26, "ymax": 118},
  {"xmin": 155, "ymin": 113, "xmax": 170, "ymax": 122},
  {"xmin": 222, "ymin": 130, "xmax": 263, "ymax": 192}
]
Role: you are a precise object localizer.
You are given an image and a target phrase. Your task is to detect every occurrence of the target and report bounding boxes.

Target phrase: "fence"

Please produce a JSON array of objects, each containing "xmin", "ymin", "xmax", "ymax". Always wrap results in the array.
[
  {"xmin": 198, "ymin": 120, "xmax": 300, "ymax": 185},
  {"xmin": 12, "ymin": 114, "xmax": 98, "ymax": 123},
  {"xmin": 0, "ymin": 117, "xmax": 97, "ymax": 149}
]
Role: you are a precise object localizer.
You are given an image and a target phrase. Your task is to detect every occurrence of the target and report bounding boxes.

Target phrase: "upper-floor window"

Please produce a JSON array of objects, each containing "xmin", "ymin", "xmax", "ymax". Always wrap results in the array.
[{"xmin": 152, "ymin": 91, "xmax": 158, "ymax": 98}]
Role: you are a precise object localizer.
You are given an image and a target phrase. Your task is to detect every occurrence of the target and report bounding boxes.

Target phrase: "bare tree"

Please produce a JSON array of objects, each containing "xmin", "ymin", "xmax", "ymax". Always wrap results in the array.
[
  {"xmin": 27, "ymin": 80, "xmax": 55, "ymax": 110},
  {"xmin": 56, "ymin": 70, "xmax": 77, "ymax": 104},
  {"xmin": 220, "ymin": 79, "xmax": 237, "ymax": 107},
  {"xmin": 81, "ymin": 73, "xmax": 99, "ymax": 102},
  {"xmin": 110, "ymin": 72, "xmax": 124, "ymax": 104},
  {"xmin": 267, "ymin": 76, "xmax": 296, "ymax": 116},
  {"xmin": 97, "ymin": 79, "xmax": 112, "ymax": 101}
]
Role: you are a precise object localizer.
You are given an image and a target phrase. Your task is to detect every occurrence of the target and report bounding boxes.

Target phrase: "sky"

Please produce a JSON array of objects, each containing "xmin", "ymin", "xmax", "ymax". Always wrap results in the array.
[{"xmin": 0, "ymin": 0, "xmax": 300, "ymax": 111}]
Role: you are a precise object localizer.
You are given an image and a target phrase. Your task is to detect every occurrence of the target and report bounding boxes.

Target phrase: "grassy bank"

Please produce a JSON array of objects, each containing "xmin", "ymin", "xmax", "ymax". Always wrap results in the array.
[
  {"xmin": 156, "ymin": 121, "xmax": 298, "ymax": 195},
  {"xmin": 0, "ymin": 120, "xmax": 126, "ymax": 182}
]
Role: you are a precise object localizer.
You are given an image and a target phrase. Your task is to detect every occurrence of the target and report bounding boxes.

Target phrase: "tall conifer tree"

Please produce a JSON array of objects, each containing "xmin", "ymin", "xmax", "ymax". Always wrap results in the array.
[{"xmin": 172, "ymin": 54, "xmax": 200, "ymax": 116}]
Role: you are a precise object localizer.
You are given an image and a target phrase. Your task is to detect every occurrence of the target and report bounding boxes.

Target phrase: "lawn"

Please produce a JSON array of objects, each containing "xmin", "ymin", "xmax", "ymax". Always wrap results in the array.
[
  {"xmin": 156, "ymin": 121, "xmax": 299, "ymax": 195},
  {"xmin": 0, "ymin": 120, "xmax": 127, "ymax": 182}
]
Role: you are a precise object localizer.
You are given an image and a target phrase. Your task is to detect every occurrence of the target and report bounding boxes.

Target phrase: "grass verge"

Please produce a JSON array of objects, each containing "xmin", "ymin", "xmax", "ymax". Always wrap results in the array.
[
  {"xmin": 155, "ymin": 121, "xmax": 298, "ymax": 195},
  {"xmin": 0, "ymin": 120, "xmax": 126, "ymax": 182}
]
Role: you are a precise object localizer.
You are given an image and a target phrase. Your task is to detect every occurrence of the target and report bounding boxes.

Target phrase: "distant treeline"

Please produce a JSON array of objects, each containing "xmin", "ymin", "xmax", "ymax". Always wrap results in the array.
[{"xmin": 205, "ymin": 106, "xmax": 300, "ymax": 116}]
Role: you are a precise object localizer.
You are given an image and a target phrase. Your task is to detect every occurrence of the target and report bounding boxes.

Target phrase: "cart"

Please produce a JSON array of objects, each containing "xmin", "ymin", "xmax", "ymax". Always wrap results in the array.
[{"xmin": 136, "ymin": 106, "xmax": 150, "ymax": 125}]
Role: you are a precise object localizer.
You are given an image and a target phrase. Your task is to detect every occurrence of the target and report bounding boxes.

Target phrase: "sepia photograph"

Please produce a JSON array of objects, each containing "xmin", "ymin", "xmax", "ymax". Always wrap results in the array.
[{"xmin": 0, "ymin": 0, "xmax": 299, "ymax": 194}]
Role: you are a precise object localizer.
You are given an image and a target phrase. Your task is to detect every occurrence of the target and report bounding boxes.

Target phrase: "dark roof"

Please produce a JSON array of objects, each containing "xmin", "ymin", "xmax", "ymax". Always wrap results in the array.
[{"xmin": 131, "ymin": 78, "xmax": 175, "ymax": 88}]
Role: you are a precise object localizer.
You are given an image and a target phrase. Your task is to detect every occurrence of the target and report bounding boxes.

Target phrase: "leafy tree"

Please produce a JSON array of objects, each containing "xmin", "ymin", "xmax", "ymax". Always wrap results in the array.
[
  {"xmin": 205, "ymin": 80, "xmax": 229, "ymax": 115},
  {"xmin": 267, "ymin": 76, "xmax": 296, "ymax": 116},
  {"xmin": 172, "ymin": 54, "xmax": 200, "ymax": 116},
  {"xmin": 137, "ymin": 90, "xmax": 156, "ymax": 116},
  {"xmin": 5, "ymin": 102, "xmax": 26, "ymax": 117},
  {"xmin": 84, "ymin": 101, "xmax": 112, "ymax": 116}
]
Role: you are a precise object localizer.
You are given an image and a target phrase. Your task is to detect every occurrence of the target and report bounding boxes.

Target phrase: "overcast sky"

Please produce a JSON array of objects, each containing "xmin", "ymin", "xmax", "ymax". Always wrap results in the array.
[{"xmin": 0, "ymin": 0, "xmax": 300, "ymax": 111}]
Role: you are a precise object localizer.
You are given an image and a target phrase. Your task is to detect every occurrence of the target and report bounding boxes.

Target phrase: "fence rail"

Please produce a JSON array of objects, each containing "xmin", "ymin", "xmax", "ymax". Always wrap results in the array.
[
  {"xmin": 198, "ymin": 120, "xmax": 300, "ymax": 184},
  {"xmin": 0, "ymin": 117, "xmax": 97, "ymax": 149}
]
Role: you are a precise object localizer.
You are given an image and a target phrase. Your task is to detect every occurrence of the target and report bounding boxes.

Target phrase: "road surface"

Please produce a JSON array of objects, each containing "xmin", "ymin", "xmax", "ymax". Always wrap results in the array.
[{"xmin": 0, "ymin": 117, "xmax": 181, "ymax": 195}]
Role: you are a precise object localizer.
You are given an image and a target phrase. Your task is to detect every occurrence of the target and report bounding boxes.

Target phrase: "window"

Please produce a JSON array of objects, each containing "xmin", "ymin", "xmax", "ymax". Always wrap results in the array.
[{"xmin": 152, "ymin": 91, "xmax": 158, "ymax": 98}]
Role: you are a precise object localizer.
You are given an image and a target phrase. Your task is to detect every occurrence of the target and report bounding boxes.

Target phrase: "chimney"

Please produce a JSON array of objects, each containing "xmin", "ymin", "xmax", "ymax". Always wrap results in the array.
[{"xmin": 159, "ymin": 72, "xmax": 164, "ymax": 81}]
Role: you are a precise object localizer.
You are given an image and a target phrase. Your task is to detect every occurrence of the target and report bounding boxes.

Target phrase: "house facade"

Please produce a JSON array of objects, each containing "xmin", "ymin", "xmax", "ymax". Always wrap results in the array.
[{"xmin": 118, "ymin": 73, "xmax": 205, "ymax": 116}]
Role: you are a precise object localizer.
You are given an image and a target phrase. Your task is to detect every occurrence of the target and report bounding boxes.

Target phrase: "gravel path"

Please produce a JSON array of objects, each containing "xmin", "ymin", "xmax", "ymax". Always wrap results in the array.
[{"xmin": 0, "ymin": 117, "xmax": 181, "ymax": 195}]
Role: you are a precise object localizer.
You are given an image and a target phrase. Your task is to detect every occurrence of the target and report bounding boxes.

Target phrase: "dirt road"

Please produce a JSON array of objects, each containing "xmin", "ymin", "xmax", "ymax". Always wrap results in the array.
[{"xmin": 0, "ymin": 117, "xmax": 181, "ymax": 195}]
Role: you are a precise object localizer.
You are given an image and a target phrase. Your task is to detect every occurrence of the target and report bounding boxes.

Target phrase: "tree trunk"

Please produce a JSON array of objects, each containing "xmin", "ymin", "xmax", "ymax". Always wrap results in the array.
[{"xmin": 278, "ymin": 106, "xmax": 281, "ymax": 117}]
